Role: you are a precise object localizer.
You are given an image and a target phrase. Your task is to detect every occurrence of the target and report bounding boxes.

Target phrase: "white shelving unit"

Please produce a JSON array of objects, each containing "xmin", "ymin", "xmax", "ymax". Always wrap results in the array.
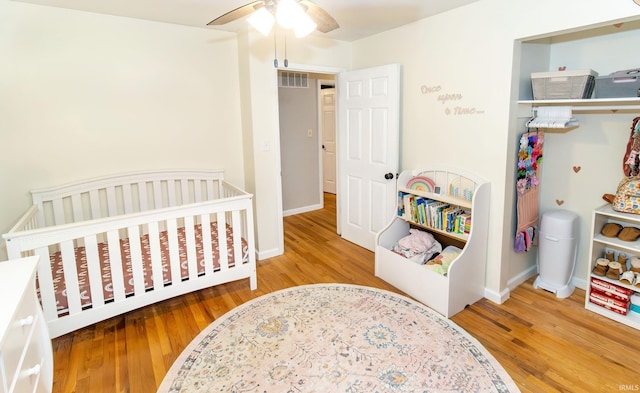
[
  {"xmin": 586, "ymin": 204, "xmax": 640, "ymax": 330},
  {"xmin": 374, "ymin": 167, "xmax": 490, "ymax": 318}
]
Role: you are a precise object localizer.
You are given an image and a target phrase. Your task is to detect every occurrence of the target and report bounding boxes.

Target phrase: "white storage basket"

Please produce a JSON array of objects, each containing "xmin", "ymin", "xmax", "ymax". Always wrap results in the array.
[{"xmin": 531, "ymin": 69, "xmax": 598, "ymax": 100}]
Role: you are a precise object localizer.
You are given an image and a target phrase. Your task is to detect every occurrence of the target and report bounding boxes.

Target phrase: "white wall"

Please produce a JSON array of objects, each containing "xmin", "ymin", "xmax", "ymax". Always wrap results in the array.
[
  {"xmin": 0, "ymin": 1, "xmax": 245, "ymax": 258},
  {"xmin": 350, "ymin": 0, "xmax": 640, "ymax": 300},
  {"xmin": 236, "ymin": 30, "xmax": 351, "ymax": 259}
]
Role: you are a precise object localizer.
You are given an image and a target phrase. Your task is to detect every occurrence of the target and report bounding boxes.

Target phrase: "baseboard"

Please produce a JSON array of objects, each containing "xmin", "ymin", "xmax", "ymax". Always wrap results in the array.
[
  {"xmin": 508, "ymin": 264, "xmax": 539, "ymax": 290},
  {"xmin": 483, "ymin": 287, "xmax": 511, "ymax": 304},
  {"xmin": 283, "ymin": 204, "xmax": 323, "ymax": 217},
  {"xmin": 572, "ymin": 276, "xmax": 588, "ymax": 290},
  {"xmin": 483, "ymin": 264, "xmax": 538, "ymax": 305},
  {"xmin": 256, "ymin": 248, "xmax": 283, "ymax": 261}
]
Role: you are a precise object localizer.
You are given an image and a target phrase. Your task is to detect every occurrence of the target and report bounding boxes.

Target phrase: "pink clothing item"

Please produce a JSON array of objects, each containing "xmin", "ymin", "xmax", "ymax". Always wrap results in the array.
[{"xmin": 398, "ymin": 229, "xmax": 436, "ymax": 254}]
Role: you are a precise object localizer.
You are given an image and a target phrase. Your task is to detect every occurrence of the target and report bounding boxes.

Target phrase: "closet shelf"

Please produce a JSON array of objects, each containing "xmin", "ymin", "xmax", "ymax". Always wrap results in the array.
[{"xmin": 519, "ymin": 97, "xmax": 640, "ymax": 112}]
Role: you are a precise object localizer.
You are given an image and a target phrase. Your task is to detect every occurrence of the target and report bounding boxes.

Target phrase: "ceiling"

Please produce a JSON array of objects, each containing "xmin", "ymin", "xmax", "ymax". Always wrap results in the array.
[{"xmin": 13, "ymin": 0, "xmax": 482, "ymax": 42}]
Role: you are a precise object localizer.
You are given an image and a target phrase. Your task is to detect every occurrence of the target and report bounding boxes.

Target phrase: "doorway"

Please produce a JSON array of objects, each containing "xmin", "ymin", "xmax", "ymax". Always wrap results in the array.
[{"xmin": 278, "ymin": 70, "xmax": 338, "ymax": 221}]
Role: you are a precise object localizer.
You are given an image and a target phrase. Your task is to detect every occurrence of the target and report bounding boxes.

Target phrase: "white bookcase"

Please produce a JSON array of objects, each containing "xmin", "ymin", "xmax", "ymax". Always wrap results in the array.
[
  {"xmin": 586, "ymin": 204, "xmax": 640, "ymax": 329},
  {"xmin": 374, "ymin": 167, "xmax": 490, "ymax": 318}
]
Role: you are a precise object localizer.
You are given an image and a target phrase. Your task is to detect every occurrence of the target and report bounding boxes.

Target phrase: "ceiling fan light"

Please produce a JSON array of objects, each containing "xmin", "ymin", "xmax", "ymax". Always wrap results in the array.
[
  {"xmin": 247, "ymin": 7, "xmax": 275, "ymax": 36},
  {"xmin": 276, "ymin": 0, "xmax": 304, "ymax": 29},
  {"xmin": 293, "ymin": 16, "xmax": 317, "ymax": 38}
]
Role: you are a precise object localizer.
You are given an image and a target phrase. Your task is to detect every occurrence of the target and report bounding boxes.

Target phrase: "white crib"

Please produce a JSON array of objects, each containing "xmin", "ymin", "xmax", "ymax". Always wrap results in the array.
[{"xmin": 3, "ymin": 169, "xmax": 256, "ymax": 338}]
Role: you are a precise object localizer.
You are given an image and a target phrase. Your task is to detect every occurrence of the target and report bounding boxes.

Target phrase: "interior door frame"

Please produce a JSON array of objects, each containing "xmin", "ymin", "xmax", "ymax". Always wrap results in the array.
[
  {"xmin": 275, "ymin": 63, "xmax": 346, "ymax": 237},
  {"xmin": 317, "ymin": 78, "xmax": 336, "ymax": 207}
]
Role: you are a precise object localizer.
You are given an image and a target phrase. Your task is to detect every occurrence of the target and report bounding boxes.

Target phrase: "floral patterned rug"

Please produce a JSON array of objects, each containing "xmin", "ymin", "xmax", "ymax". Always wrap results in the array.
[{"xmin": 158, "ymin": 284, "xmax": 520, "ymax": 393}]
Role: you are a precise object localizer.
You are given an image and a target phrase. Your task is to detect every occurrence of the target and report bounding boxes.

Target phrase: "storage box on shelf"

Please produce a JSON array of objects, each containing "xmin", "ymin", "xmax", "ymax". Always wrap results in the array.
[
  {"xmin": 531, "ymin": 69, "xmax": 598, "ymax": 100},
  {"xmin": 587, "ymin": 204, "xmax": 640, "ymax": 329},
  {"xmin": 594, "ymin": 68, "xmax": 640, "ymax": 98},
  {"xmin": 375, "ymin": 167, "xmax": 490, "ymax": 318}
]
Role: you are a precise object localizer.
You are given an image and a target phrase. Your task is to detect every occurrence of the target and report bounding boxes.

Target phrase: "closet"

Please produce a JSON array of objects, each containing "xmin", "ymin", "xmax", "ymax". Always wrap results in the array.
[
  {"xmin": 375, "ymin": 167, "xmax": 490, "ymax": 318},
  {"xmin": 516, "ymin": 20, "xmax": 640, "ymax": 329}
]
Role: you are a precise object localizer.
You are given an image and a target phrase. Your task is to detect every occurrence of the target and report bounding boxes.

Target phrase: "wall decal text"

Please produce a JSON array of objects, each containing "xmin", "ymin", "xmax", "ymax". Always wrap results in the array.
[{"xmin": 421, "ymin": 84, "xmax": 485, "ymax": 116}]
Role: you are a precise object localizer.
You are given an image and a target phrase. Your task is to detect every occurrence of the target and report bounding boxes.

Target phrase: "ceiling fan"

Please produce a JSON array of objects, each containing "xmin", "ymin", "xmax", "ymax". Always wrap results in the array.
[{"xmin": 207, "ymin": 0, "xmax": 339, "ymax": 37}]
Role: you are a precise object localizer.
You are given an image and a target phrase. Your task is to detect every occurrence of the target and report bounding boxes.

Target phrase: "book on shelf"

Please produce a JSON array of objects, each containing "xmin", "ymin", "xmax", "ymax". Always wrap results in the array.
[{"xmin": 397, "ymin": 192, "xmax": 472, "ymax": 235}]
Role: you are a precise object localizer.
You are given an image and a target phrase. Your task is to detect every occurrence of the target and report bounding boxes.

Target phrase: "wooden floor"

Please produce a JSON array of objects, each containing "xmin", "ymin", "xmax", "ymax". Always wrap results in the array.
[{"xmin": 51, "ymin": 193, "xmax": 640, "ymax": 393}]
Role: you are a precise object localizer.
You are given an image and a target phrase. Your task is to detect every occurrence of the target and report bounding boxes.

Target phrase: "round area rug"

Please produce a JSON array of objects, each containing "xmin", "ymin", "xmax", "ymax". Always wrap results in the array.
[{"xmin": 158, "ymin": 284, "xmax": 520, "ymax": 393}]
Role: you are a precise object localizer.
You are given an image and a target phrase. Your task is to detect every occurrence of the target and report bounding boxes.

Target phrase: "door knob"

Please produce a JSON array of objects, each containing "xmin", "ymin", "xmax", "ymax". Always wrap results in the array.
[{"xmin": 384, "ymin": 172, "xmax": 394, "ymax": 180}]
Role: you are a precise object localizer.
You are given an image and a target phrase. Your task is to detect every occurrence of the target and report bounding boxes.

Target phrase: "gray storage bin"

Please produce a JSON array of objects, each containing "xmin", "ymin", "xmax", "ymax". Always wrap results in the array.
[
  {"xmin": 594, "ymin": 68, "xmax": 640, "ymax": 98},
  {"xmin": 534, "ymin": 209, "xmax": 579, "ymax": 298}
]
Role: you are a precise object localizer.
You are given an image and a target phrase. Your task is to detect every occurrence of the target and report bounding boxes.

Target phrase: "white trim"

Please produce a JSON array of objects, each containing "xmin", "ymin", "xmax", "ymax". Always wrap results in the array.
[
  {"xmin": 276, "ymin": 63, "xmax": 345, "ymax": 244},
  {"xmin": 572, "ymin": 275, "xmax": 588, "ymax": 291},
  {"xmin": 279, "ymin": 63, "xmax": 346, "ymax": 74},
  {"xmin": 283, "ymin": 204, "xmax": 323, "ymax": 217},
  {"xmin": 508, "ymin": 264, "xmax": 538, "ymax": 291},
  {"xmin": 484, "ymin": 287, "xmax": 511, "ymax": 305},
  {"xmin": 257, "ymin": 247, "xmax": 282, "ymax": 260},
  {"xmin": 317, "ymin": 79, "xmax": 336, "ymax": 204}
]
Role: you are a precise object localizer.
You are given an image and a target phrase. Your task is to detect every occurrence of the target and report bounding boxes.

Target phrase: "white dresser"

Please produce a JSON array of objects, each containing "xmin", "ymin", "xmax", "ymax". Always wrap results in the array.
[{"xmin": 0, "ymin": 256, "xmax": 53, "ymax": 393}]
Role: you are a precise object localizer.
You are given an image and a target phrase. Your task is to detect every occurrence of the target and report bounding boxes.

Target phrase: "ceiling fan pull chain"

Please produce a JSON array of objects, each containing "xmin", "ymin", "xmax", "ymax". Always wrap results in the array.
[
  {"xmin": 284, "ymin": 32, "xmax": 289, "ymax": 68},
  {"xmin": 273, "ymin": 29, "xmax": 278, "ymax": 68}
]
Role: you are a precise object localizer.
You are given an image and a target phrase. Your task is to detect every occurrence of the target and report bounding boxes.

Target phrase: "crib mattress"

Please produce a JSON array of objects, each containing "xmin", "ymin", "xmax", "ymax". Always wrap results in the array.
[{"xmin": 46, "ymin": 223, "xmax": 248, "ymax": 314}]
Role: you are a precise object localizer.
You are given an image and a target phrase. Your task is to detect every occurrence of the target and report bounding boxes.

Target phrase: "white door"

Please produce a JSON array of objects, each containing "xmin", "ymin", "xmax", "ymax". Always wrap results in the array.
[
  {"xmin": 337, "ymin": 64, "xmax": 400, "ymax": 251},
  {"xmin": 321, "ymin": 87, "xmax": 337, "ymax": 194}
]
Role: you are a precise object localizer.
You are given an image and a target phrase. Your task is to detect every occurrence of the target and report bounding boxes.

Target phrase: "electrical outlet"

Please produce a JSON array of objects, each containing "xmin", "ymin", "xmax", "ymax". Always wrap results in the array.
[{"xmin": 307, "ymin": 129, "xmax": 313, "ymax": 137}]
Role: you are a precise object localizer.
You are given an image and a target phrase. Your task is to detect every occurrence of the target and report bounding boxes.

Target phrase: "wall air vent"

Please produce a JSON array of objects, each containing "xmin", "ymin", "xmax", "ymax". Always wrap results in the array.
[{"xmin": 279, "ymin": 71, "xmax": 309, "ymax": 88}]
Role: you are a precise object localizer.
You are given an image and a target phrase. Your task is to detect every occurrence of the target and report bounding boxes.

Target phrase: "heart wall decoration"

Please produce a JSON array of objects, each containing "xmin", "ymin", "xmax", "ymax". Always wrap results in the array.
[
  {"xmin": 556, "ymin": 199, "xmax": 565, "ymax": 206},
  {"xmin": 573, "ymin": 166, "xmax": 581, "ymax": 173}
]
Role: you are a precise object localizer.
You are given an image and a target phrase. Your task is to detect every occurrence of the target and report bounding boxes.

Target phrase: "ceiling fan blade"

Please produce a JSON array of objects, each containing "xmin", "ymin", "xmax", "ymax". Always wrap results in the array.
[
  {"xmin": 207, "ymin": 1, "xmax": 264, "ymax": 26},
  {"xmin": 300, "ymin": 0, "xmax": 339, "ymax": 33}
]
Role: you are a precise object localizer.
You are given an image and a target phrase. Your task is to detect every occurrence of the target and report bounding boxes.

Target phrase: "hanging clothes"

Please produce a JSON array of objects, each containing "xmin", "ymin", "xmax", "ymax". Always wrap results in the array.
[{"xmin": 515, "ymin": 130, "xmax": 544, "ymax": 253}]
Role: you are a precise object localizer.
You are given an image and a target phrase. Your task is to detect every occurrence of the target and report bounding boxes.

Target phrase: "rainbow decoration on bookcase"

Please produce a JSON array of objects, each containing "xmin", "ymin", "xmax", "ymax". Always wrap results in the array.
[{"xmin": 406, "ymin": 176, "xmax": 436, "ymax": 193}]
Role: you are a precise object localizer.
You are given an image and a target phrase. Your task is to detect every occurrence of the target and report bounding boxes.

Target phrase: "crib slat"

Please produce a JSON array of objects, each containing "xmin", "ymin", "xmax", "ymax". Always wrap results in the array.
[
  {"xmin": 107, "ymin": 230, "xmax": 126, "ymax": 302},
  {"xmin": 167, "ymin": 180, "xmax": 177, "ymax": 207},
  {"xmin": 200, "ymin": 214, "xmax": 214, "ymax": 276},
  {"xmin": 35, "ymin": 246, "xmax": 58, "ymax": 322},
  {"xmin": 231, "ymin": 210, "xmax": 242, "ymax": 266},
  {"xmin": 89, "ymin": 190, "xmax": 101, "ymax": 220},
  {"xmin": 123, "ymin": 184, "xmax": 133, "ymax": 215},
  {"xmin": 127, "ymin": 225, "xmax": 145, "ymax": 296},
  {"xmin": 71, "ymin": 194, "xmax": 83, "ymax": 223},
  {"xmin": 216, "ymin": 212, "xmax": 228, "ymax": 270},
  {"xmin": 60, "ymin": 240, "xmax": 82, "ymax": 315},
  {"xmin": 147, "ymin": 222, "xmax": 164, "ymax": 291},
  {"xmin": 83, "ymin": 234, "xmax": 105, "ymax": 307},
  {"xmin": 205, "ymin": 180, "xmax": 214, "ymax": 200},
  {"xmin": 193, "ymin": 180, "xmax": 202, "ymax": 203},
  {"xmin": 183, "ymin": 216, "xmax": 197, "ymax": 280},
  {"xmin": 106, "ymin": 187, "xmax": 118, "ymax": 217},
  {"xmin": 138, "ymin": 181, "xmax": 149, "ymax": 211},
  {"xmin": 152, "ymin": 180, "xmax": 162, "ymax": 210},
  {"xmin": 166, "ymin": 219, "xmax": 181, "ymax": 285},
  {"xmin": 180, "ymin": 179, "xmax": 190, "ymax": 205},
  {"xmin": 52, "ymin": 198, "xmax": 66, "ymax": 225}
]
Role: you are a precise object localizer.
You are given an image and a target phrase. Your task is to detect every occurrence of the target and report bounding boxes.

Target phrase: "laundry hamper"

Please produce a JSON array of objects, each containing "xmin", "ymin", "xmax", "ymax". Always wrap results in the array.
[{"xmin": 534, "ymin": 209, "xmax": 579, "ymax": 298}]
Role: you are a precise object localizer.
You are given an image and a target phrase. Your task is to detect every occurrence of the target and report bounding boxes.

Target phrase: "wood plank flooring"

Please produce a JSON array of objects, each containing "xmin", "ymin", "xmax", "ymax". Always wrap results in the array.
[{"xmin": 51, "ymin": 193, "xmax": 640, "ymax": 392}]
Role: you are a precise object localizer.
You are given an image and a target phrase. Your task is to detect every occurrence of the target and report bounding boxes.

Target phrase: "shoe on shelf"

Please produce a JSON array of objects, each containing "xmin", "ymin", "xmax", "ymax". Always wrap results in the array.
[
  {"xmin": 618, "ymin": 227, "xmax": 640, "ymax": 242},
  {"xmin": 606, "ymin": 261, "xmax": 624, "ymax": 280},
  {"xmin": 618, "ymin": 252, "xmax": 629, "ymax": 267},
  {"xmin": 631, "ymin": 257, "xmax": 640, "ymax": 273},
  {"xmin": 601, "ymin": 223, "xmax": 623, "ymax": 237},
  {"xmin": 605, "ymin": 249, "xmax": 615, "ymax": 262},
  {"xmin": 620, "ymin": 270, "xmax": 635, "ymax": 285},
  {"xmin": 593, "ymin": 258, "xmax": 609, "ymax": 276}
]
